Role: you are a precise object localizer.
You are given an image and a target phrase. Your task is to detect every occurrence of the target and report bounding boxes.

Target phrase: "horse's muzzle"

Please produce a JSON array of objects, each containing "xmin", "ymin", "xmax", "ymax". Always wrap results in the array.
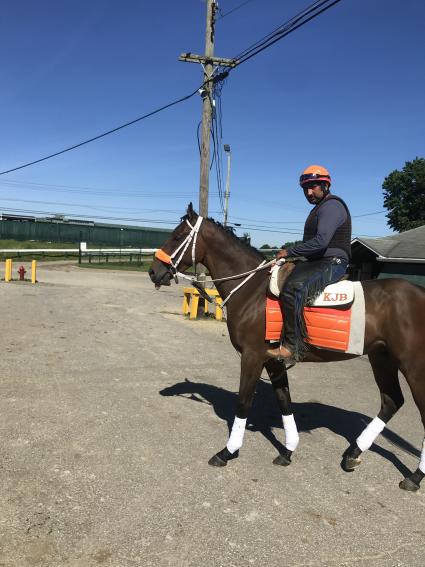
[{"xmin": 149, "ymin": 267, "xmax": 172, "ymax": 288}]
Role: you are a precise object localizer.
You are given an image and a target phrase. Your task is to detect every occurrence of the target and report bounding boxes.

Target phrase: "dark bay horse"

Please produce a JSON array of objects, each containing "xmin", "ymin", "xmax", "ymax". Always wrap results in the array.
[{"xmin": 149, "ymin": 204, "xmax": 425, "ymax": 491}]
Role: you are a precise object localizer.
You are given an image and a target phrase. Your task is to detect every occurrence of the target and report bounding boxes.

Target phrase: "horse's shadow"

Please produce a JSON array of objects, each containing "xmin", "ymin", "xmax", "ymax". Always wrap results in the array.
[{"xmin": 160, "ymin": 378, "xmax": 420, "ymax": 477}]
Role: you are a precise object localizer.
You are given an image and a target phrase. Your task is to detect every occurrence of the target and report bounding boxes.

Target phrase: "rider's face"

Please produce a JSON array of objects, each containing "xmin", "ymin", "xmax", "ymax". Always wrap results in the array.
[{"xmin": 303, "ymin": 183, "xmax": 326, "ymax": 204}]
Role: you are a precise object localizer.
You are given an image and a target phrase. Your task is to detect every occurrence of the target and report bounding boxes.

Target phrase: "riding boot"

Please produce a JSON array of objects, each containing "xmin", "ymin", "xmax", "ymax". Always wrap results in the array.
[
  {"xmin": 265, "ymin": 288, "xmax": 297, "ymax": 360},
  {"xmin": 266, "ymin": 257, "xmax": 349, "ymax": 361},
  {"xmin": 265, "ymin": 344, "xmax": 294, "ymax": 360}
]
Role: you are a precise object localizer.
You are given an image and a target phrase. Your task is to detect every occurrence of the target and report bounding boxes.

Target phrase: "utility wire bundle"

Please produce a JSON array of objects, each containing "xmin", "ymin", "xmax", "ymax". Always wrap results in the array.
[
  {"xmin": 228, "ymin": 0, "xmax": 342, "ymax": 69},
  {"xmin": 0, "ymin": 0, "xmax": 343, "ymax": 176}
]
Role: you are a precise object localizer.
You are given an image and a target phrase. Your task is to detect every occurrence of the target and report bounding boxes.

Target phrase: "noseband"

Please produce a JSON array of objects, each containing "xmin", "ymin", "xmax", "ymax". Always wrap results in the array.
[
  {"xmin": 155, "ymin": 216, "xmax": 204, "ymax": 283},
  {"xmin": 154, "ymin": 215, "xmax": 277, "ymax": 310}
]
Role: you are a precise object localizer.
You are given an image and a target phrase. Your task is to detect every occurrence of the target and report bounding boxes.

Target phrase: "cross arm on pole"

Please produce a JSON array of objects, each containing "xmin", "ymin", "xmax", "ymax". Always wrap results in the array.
[{"xmin": 179, "ymin": 53, "xmax": 238, "ymax": 67}]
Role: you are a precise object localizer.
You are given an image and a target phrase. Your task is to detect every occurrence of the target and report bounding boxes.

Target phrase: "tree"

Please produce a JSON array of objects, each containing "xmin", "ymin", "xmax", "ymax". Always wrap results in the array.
[
  {"xmin": 282, "ymin": 240, "xmax": 302, "ymax": 249},
  {"xmin": 382, "ymin": 157, "xmax": 425, "ymax": 232}
]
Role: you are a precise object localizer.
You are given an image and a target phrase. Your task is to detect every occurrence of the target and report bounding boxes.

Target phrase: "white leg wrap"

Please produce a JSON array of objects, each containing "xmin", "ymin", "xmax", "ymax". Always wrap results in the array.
[
  {"xmin": 282, "ymin": 414, "xmax": 299, "ymax": 451},
  {"xmin": 226, "ymin": 417, "xmax": 247, "ymax": 454},
  {"xmin": 419, "ymin": 438, "xmax": 425, "ymax": 474},
  {"xmin": 356, "ymin": 416, "xmax": 386, "ymax": 452}
]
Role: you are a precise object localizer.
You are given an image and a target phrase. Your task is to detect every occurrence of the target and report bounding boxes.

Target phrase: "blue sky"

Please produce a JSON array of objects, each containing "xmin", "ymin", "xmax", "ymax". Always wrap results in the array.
[{"xmin": 1, "ymin": 0, "xmax": 424, "ymax": 247}]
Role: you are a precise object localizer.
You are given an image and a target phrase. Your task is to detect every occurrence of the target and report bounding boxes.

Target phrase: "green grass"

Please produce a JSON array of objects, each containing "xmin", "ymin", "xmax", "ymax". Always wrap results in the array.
[
  {"xmin": 0, "ymin": 240, "xmax": 79, "ymax": 261},
  {"xmin": 0, "ymin": 239, "xmax": 77, "ymax": 249},
  {"xmin": 79, "ymin": 262, "xmax": 152, "ymax": 272},
  {"xmin": 0, "ymin": 240, "xmax": 152, "ymax": 264},
  {"xmin": 0, "ymin": 240, "xmax": 196, "ymax": 273}
]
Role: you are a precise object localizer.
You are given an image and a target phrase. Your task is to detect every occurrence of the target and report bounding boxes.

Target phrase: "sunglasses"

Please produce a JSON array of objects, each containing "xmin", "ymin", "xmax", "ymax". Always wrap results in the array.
[
  {"xmin": 302, "ymin": 182, "xmax": 322, "ymax": 190},
  {"xmin": 300, "ymin": 173, "xmax": 330, "ymax": 183}
]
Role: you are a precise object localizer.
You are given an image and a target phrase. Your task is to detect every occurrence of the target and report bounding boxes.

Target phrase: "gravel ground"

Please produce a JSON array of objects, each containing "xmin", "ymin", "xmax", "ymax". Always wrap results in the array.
[{"xmin": 0, "ymin": 262, "xmax": 424, "ymax": 567}]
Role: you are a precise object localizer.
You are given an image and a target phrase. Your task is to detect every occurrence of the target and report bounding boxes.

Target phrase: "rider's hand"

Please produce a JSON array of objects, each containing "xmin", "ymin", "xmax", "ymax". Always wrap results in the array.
[{"xmin": 276, "ymin": 249, "xmax": 289, "ymax": 260}]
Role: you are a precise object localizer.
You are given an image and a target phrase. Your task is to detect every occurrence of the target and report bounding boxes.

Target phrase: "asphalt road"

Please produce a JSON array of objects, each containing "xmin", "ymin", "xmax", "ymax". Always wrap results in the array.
[{"xmin": 0, "ymin": 263, "xmax": 424, "ymax": 567}]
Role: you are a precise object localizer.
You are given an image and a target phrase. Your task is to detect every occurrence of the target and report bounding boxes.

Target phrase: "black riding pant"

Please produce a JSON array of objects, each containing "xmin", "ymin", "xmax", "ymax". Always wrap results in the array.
[{"xmin": 280, "ymin": 257, "xmax": 349, "ymax": 359}]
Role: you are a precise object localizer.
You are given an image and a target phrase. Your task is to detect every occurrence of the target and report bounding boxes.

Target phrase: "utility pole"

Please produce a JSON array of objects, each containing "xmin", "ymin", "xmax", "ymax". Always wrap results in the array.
[
  {"xmin": 223, "ymin": 144, "xmax": 231, "ymax": 227},
  {"xmin": 179, "ymin": 0, "xmax": 237, "ymax": 315},
  {"xmin": 179, "ymin": 0, "xmax": 237, "ymax": 219}
]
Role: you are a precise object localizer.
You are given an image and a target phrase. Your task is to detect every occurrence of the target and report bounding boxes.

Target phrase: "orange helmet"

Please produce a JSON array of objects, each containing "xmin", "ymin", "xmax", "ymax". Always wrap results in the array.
[{"xmin": 299, "ymin": 165, "xmax": 331, "ymax": 188}]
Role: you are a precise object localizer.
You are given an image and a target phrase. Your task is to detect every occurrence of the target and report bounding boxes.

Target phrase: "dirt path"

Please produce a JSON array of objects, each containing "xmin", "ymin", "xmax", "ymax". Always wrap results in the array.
[{"xmin": 0, "ymin": 268, "xmax": 424, "ymax": 566}]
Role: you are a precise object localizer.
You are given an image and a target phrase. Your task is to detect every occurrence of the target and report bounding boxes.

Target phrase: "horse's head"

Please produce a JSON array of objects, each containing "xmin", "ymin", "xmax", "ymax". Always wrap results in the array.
[{"xmin": 149, "ymin": 203, "xmax": 204, "ymax": 288}]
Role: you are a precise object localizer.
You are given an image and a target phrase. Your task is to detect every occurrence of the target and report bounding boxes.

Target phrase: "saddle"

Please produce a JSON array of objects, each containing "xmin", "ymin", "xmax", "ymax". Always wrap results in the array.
[
  {"xmin": 268, "ymin": 262, "xmax": 353, "ymax": 306},
  {"xmin": 267, "ymin": 263, "xmax": 365, "ymax": 354}
]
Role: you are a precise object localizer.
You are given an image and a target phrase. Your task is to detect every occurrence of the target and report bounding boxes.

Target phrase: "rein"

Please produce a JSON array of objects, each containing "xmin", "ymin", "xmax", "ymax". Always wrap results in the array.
[{"xmin": 155, "ymin": 216, "xmax": 280, "ymax": 308}]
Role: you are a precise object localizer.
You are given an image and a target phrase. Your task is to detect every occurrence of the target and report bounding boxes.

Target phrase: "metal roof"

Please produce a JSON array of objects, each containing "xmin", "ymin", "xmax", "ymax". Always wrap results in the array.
[{"xmin": 352, "ymin": 224, "xmax": 425, "ymax": 260}]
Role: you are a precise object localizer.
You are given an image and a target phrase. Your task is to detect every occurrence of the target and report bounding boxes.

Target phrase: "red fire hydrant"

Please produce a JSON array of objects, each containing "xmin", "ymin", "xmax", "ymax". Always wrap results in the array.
[{"xmin": 18, "ymin": 265, "xmax": 26, "ymax": 281}]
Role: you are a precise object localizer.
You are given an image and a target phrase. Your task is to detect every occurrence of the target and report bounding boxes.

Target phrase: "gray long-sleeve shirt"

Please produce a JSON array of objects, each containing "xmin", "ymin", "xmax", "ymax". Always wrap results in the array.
[{"xmin": 287, "ymin": 199, "xmax": 349, "ymax": 260}]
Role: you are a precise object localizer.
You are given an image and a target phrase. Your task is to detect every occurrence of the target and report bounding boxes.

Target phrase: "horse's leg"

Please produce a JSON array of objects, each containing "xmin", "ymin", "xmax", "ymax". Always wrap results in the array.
[
  {"xmin": 399, "ymin": 361, "xmax": 425, "ymax": 491},
  {"xmin": 265, "ymin": 359, "xmax": 299, "ymax": 466},
  {"xmin": 208, "ymin": 350, "xmax": 264, "ymax": 467},
  {"xmin": 342, "ymin": 347, "xmax": 404, "ymax": 472}
]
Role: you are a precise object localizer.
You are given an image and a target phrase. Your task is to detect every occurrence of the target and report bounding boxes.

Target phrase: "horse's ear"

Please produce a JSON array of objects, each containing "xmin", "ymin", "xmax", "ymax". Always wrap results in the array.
[{"xmin": 186, "ymin": 202, "xmax": 198, "ymax": 220}]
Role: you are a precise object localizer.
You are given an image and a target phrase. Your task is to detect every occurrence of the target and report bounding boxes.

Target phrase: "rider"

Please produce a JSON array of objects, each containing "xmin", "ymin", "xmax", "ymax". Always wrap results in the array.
[{"xmin": 266, "ymin": 164, "xmax": 352, "ymax": 361}]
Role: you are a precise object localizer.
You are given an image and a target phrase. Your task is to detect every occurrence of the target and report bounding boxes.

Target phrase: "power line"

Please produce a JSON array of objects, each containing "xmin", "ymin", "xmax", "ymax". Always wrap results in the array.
[
  {"xmin": 0, "ymin": 177, "xmax": 386, "ymax": 226},
  {"xmin": 232, "ymin": 0, "xmax": 325, "ymax": 61},
  {"xmin": 0, "ymin": 194, "xmax": 387, "ymax": 231},
  {"xmin": 352, "ymin": 210, "xmax": 386, "ymax": 218},
  {"xmin": 230, "ymin": 223, "xmax": 388, "ymax": 239},
  {"xmin": 0, "ymin": 0, "xmax": 344, "ymax": 176},
  {"xmin": 211, "ymin": 87, "xmax": 226, "ymax": 214},
  {"xmin": 230, "ymin": 223, "xmax": 303, "ymax": 235},
  {"xmin": 1, "ymin": 177, "xmax": 386, "ymax": 223},
  {"xmin": 0, "ymin": 178, "xmax": 224, "ymax": 200},
  {"xmin": 0, "ymin": 206, "xmax": 181, "ymax": 226},
  {"xmin": 0, "ymin": 197, "xmax": 192, "ymax": 215},
  {"xmin": 0, "ymin": 178, "xmax": 386, "ymax": 216},
  {"xmin": 217, "ymin": 0, "xmax": 259, "ymax": 20},
  {"xmin": 230, "ymin": 0, "xmax": 343, "ymax": 68},
  {"xmin": 0, "ymin": 84, "xmax": 204, "ymax": 176},
  {"xmin": 0, "ymin": 205, "xmax": 388, "ymax": 238},
  {"xmin": 229, "ymin": 210, "xmax": 386, "ymax": 224}
]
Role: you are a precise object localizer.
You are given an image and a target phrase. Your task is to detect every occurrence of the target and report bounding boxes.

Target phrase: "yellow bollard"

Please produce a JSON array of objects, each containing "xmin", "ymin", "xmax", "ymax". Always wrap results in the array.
[
  {"xmin": 182, "ymin": 288, "xmax": 191, "ymax": 316},
  {"xmin": 189, "ymin": 291, "xmax": 200, "ymax": 320},
  {"xmin": 182, "ymin": 287, "xmax": 224, "ymax": 320},
  {"xmin": 215, "ymin": 296, "xmax": 223, "ymax": 321},
  {"xmin": 31, "ymin": 260, "xmax": 37, "ymax": 284},
  {"xmin": 5, "ymin": 258, "xmax": 12, "ymax": 282}
]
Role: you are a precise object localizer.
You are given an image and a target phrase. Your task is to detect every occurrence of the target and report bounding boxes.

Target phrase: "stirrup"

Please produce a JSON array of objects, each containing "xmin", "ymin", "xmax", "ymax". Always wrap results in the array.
[{"xmin": 266, "ymin": 344, "xmax": 295, "ymax": 363}]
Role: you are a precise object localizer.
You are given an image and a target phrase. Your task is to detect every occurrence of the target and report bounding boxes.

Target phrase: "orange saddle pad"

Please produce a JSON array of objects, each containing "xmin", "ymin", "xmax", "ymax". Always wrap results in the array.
[{"xmin": 266, "ymin": 296, "xmax": 352, "ymax": 352}]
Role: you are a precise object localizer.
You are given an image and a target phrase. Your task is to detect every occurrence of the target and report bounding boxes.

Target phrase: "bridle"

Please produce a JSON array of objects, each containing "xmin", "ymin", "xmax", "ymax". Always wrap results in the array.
[
  {"xmin": 155, "ymin": 216, "xmax": 204, "ymax": 284},
  {"xmin": 154, "ymin": 215, "xmax": 278, "ymax": 308}
]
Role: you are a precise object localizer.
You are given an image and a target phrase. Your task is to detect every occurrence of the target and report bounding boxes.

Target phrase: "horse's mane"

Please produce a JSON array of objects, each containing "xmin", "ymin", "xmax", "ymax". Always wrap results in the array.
[{"xmin": 181, "ymin": 213, "xmax": 265, "ymax": 261}]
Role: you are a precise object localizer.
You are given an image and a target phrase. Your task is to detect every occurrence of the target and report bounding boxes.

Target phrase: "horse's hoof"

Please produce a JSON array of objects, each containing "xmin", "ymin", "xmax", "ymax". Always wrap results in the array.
[
  {"xmin": 273, "ymin": 448, "xmax": 292, "ymax": 466},
  {"xmin": 208, "ymin": 454, "xmax": 227, "ymax": 467},
  {"xmin": 399, "ymin": 477, "xmax": 420, "ymax": 492},
  {"xmin": 341, "ymin": 444, "xmax": 362, "ymax": 472},
  {"xmin": 341, "ymin": 456, "xmax": 361, "ymax": 472},
  {"xmin": 208, "ymin": 448, "xmax": 238, "ymax": 467}
]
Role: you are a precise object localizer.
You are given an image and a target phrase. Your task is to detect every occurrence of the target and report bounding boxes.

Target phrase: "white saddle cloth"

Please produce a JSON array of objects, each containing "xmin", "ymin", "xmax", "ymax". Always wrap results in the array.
[
  {"xmin": 269, "ymin": 265, "xmax": 365, "ymax": 354},
  {"xmin": 269, "ymin": 264, "xmax": 354, "ymax": 306}
]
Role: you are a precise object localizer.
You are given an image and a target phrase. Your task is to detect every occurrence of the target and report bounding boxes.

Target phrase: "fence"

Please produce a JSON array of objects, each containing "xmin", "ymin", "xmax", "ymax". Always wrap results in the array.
[
  {"xmin": 78, "ymin": 248, "xmax": 156, "ymax": 266},
  {"xmin": 0, "ymin": 248, "xmax": 157, "ymax": 265},
  {"xmin": 0, "ymin": 218, "xmax": 172, "ymax": 248}
]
